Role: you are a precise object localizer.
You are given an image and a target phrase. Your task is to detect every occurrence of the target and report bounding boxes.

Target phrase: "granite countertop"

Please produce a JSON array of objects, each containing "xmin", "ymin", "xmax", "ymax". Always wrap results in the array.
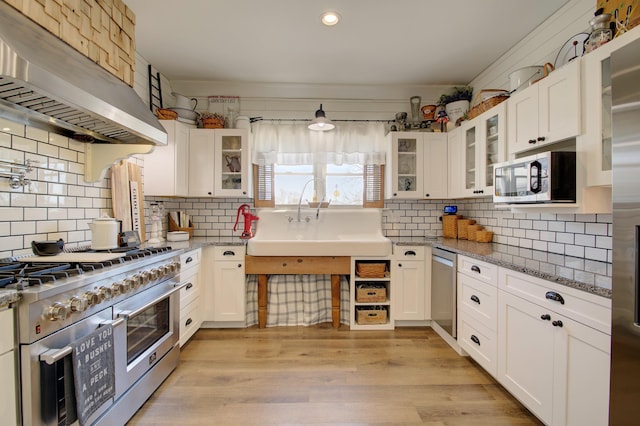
[
  {"xmin": 394, "ymin": 237, "xmax": 612, "ymax": 299},
  {"xmin": 0, "ymin": 289, "xmax": 20, "ymax": 308},
  {"xmin": 148, "ymin": 236, "xmax": 247, "ymax": 252}
]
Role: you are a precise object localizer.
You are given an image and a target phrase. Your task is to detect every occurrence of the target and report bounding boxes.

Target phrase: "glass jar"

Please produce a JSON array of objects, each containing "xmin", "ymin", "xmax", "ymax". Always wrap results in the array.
[{"xmin": 585, "ymin": 14, "xmax": 612, "ymax": 53}]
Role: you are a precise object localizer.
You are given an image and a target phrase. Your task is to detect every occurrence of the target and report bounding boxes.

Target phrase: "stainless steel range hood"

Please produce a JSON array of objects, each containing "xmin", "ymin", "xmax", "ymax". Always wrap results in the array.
[{"xmin": 0, "ymin": 1, "xmax": 167, "ymax": 146}]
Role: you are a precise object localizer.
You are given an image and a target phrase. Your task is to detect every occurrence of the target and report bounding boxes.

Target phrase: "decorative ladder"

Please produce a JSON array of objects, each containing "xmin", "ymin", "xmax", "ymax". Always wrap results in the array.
[{"xmin": 148, "ymin": 64, "xmax": 163, "ymax": 113}]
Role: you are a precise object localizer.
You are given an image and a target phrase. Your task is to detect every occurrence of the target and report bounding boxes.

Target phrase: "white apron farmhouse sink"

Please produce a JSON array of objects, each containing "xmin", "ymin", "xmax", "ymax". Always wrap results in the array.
[{"xmin": 247, "ymin": 208, "xmax": 391, "ymax": 256}]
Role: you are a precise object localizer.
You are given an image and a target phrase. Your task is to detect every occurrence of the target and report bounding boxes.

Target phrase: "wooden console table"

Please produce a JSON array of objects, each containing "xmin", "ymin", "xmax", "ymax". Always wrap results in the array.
[{"xmin": 245, "ymin": 255, "xmax": 351, "ymax": 329}]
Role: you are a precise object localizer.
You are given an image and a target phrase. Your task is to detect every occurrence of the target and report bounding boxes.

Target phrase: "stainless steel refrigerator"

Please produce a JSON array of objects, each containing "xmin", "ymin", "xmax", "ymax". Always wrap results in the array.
[{"xmin": 610, "ymin": 36, "xmax": 640, "ymax": 425}]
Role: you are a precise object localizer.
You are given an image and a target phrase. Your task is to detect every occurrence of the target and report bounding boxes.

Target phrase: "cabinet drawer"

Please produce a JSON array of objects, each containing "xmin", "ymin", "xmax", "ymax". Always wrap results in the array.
[
  {"xmin": 180, "ymin": 248, "xmax": 201, "ymax": 269},
  {"xmin": 458, "ymin": 256, "xmax": 497, "ymax": 285},
  {"xmin": 458, "ymin": 313, "xmax": 497, "ymax": 378},
  {"xmin": 180, "ymin": 269, "xmax": 199, "ymax": 309},
  {"xmin": 180, "ymin": 299, "xmax": 201, "ymax": 346},
  {"xmin": 458, "ymin": 273, "xmax": 498, "ymax": 331},
  {"xmin": 394, "ymin": 246, "xmax": 425, "ymax": 261},
  {"xmin": 499, "ymin": 268, "xmax": 611, "ymax": 334},
  {"xmin": 213, "ymin": 246, "xmax": 244, "ymax": 261}
]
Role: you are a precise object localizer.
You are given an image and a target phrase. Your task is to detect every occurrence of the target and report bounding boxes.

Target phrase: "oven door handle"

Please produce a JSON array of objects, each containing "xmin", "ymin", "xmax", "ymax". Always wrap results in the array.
[
  {"xmin": 39, "ymin": 318, "xmax": 126, "ymax": 365},
  {"xmin": 117, "ymin": 282, "xmax": 187, "ymax": 320}
]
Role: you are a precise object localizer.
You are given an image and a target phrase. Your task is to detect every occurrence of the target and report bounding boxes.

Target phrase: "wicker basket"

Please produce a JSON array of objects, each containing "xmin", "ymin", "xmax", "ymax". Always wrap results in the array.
[
  {"xmin": 356, "ymin": 284, "xmax": 387, "ymax": 302},
  {"xmin": 476, "ymin": 230, "xmax": 494, "ymax": 243},
  {"xmin": 356, "ymin": 263, "xmax": 387, "ymax": 278},
  {"xmin": 457, "ymin": 219, "xmax": 477, "ymax": 240},
  {"xmin": 168, "ymin": 214, "xmax": 194, "ymax": 238},
  {"xmin": 156, "ymin": 108, "xmax": 178, "ymax": 120},
  {"xmin": 356, "ymin": 307, "xmax": 388, "ymax": 324},
  {"xmin": 467, "ymin": 224, "xmax": 485, "ymax": 241},
  {"xmin": 467, "ymin": 90, "xmax": 510, "ymax": 120},
  {"xmin": 201, "ymin": 117, "xmax": 225, "ymax": 129},
  {"xmin": 442, "ymin": 214, "xmax": 462, "ymax": 239}
]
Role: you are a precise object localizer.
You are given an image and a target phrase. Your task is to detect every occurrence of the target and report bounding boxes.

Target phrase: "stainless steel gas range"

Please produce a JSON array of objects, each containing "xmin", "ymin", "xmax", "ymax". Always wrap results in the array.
[{"xmin": 0, "ymin": 247, "xmax": 185, "ymax": 426}]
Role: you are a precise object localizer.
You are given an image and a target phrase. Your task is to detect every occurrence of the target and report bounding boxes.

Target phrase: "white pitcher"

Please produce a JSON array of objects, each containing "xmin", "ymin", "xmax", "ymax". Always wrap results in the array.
[{"xmin": 172, "ymin": 92, "xmax": 197, "ymax": 110}]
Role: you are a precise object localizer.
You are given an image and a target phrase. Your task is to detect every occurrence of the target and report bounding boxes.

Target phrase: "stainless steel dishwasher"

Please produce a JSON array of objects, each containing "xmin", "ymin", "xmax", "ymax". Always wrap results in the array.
[{"xmin": 431, "ymin": 247, "xmax": 457, "ymax": 339}]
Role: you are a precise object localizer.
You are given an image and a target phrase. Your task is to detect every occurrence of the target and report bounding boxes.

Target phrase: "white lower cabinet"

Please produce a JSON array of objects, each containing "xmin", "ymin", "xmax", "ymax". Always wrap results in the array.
[
  {"xmin": 497, "ymin": 268, "xmax": 610, "ymax": 426},
  {"xmin": 211, "ymin": 246, "xmax": 246, "ymax": 323},
  {"xmin": 392, "ymin": 246, "xmax": 426, "ymax": 321},
  {"xmin": 178, "ymin": 249, "xmax": 201, "ymax": 347},
  {"xmin": 0, "ymin": 308, "xmax": 17, "ymax": 426},
  {"xmin": 457, "ymin": 256, "xmax": 498, "ymax": 377}
]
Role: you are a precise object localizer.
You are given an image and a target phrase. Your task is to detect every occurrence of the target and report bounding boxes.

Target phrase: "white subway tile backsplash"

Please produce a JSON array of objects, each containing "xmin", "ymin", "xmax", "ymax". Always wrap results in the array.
[
  {"xmin": 556, "ymin": 232, "xmax": 574, "ymax": 244},
  {"xmin": 0, "ymin": 132, "xmax": 10, "ymax": 147},
  {"xmin": 586, "ymin": 223, "xmax": 608, "ymax": 235},
  {"xmin": 566, "ymin": 221, "xmax": 585, "ymax": 233},
  {"xmin": 585, "ymin": 247, "xmax": 608, "ymax": 262},
  {"xmin": 24, "ymin": 208, "xmax": 47, "ymax": 221},
  {"xmin": 38, "ymin": 141, "xmax": 59, "ymax": 157},
  {"xmin": 11, "ymin": 221, "xmax": 35, "ymax": 235},
  {"xmin": 48, "ymin": 134, "xmax": 69, "ymax": 148},
  {"xmin": 548, "ymin": 242, "xmax": 565, "ymax": 254},
  {"xmin": 596, "ymin": 235, "xmax": 612, "ymax": 250},
  {"xmin": 25, "ymin": 126, "xmax": 49, "ymax": 142},
  {"xmin": 11, "ymin": 193, "xmax": 37, "ymax": 207},
  {"xmin": 575, "ymin": 233, "xmax": 595, "ymax": 247},
  {"xmin": 36, "ymin": 221, "xmax": 58, "ymax": 233},
  {"xmin": 577, "ymin": 214, "xmax": 597, "ymax": 223},
  {"xmin": 565, "ymin": 245, "xmax": 585, "ymax": 258},
  {"xmin": 0, "ymin": 119, "xmax": 24, "ymax": 136},
  {"xmin": 12, "ymin": 136, "xmax": 38, "ymax": 153}
]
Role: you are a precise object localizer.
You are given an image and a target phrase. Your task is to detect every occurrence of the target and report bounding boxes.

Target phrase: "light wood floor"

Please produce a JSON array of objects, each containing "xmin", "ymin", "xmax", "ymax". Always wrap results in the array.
[{"xmin": 128, "ymin": 325, "xmax": 542, "ymax": 425}]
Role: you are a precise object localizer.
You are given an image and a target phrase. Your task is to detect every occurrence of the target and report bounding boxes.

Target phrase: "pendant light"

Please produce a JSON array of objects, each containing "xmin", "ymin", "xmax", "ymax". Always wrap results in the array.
[{"xmin": 308, "ymin": 104, "xmax": 335, "ymax": 131}]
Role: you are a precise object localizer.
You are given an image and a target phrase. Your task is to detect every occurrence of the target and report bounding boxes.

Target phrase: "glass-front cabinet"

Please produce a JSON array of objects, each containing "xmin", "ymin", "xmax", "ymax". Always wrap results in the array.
[
  {"xmin": 582, "ymin": 42, "xmax": 614, "ymax": 187},
  {"xmin": 458, "ymin": 102, "xmax": 506, "ymax": 198},
  {"xmin": 387, "ymin": 132, "xmax": 423, "ymax": 199},
  {"xmin": 215, "ymin": 129, "xmax": 249, "ymax": 197},
  {"xmin": 188, "ymin": 128, "xmax": 249, "ymax": 197}
]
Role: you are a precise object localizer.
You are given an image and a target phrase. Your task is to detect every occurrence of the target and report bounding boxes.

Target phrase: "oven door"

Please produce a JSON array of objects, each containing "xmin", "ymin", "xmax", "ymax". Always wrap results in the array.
[
  {"xmin": 113, "ymin": 279, "xmax": 184, "ymax": 397},
  {"xmin": 21, "ymin": 309, "xmax": 124, "ymax": 426}
]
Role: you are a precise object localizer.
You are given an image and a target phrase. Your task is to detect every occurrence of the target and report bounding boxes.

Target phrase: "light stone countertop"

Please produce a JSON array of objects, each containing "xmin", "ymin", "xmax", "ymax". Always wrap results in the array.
[
  {"xmin": 0, "ymin": 289, "xmax": 20, "ymax": 308},
  {"xmin": 394, "ymin": 237, "xmax": 612, "ymax": 299}
]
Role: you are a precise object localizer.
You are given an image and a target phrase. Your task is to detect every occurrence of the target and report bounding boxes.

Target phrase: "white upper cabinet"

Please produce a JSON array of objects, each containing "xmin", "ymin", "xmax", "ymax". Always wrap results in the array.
[
  {"xmin": 386, "ymin": 132, "xmax": 448, "ymax": 199},
  {"xmin": 188, "ymin": 129, "xmax": 250, "ymax": 197},
  {"xmin": 456, "ymin": 102, "xmax": 507, "ymax": 198},
  {"xmin": 144, "ymin": 120, "xmax": 191, "ymax": 197},
  {"xmin": 508, "ymin": 59, "xmax": 581, "ymax": 156}
]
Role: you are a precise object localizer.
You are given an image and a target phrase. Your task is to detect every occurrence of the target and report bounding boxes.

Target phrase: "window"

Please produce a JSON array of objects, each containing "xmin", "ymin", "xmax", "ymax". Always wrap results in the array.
[
  {"xmin": 274, "ymin": 163, "xmax": 364, "ymax": 206},
  {"xmin": 254, "ymin": 163, "xmax": 384, "ymax": 208}
]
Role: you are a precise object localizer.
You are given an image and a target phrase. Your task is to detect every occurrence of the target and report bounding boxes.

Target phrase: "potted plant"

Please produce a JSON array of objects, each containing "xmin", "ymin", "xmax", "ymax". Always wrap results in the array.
[{"xmin": 438, "ymin": 86, "xmax": 473, "ymax": 125}]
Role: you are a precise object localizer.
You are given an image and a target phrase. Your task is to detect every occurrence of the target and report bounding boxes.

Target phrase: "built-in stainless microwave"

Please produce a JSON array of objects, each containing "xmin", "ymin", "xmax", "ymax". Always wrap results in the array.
[{"xmin": 493, "ymin": 151, "xmax": 576, "ymax": 204}]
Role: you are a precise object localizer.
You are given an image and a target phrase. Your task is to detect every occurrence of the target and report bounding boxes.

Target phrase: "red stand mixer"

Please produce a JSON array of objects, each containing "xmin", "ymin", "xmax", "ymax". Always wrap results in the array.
[{"xmin": 234, "ymin": 204, "xmax": 259, "ymax": 239}]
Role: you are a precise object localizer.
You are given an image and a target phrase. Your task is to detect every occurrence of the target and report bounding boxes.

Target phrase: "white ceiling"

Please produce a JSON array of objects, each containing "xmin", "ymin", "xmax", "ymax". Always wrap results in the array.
[{"xmin": 126, "ymin": 0, "xmax": 569, "ymax": 86}]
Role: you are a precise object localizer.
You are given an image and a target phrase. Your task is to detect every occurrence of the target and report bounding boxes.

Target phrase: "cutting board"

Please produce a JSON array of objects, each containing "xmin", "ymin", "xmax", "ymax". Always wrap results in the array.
[
  {"xmin": 20, "ymin": 253, "xmax": 124, "ymax": 263},
  {"xmin": 110, "ymin": 160, "xmax": 145, "ymax": 240}
]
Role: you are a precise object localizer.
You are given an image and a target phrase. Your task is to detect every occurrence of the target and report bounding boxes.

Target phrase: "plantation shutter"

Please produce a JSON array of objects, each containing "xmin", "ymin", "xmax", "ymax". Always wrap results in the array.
[
  {"xmin": 253, "ymin": 164, "xmax": 275, "ymax": 207},
  {"xmin": 363, "ymin": 164, "xmax": 384, "ymax": 208}
]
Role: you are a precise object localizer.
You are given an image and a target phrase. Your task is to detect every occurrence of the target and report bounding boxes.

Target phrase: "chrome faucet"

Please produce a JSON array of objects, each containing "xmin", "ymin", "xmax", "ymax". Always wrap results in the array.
[
  {"xmin": 297, "ymin": 178, "xmax": 315, "ymax": 222},
  {"xmin": 315, "ymin": 192, "xmax": 326, "ymax": 219}
]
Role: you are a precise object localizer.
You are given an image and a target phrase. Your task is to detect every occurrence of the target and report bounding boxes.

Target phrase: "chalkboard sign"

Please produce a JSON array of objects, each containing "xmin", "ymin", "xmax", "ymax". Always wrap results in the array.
[{"xmin": 71, "ymin": 324, "xmax": 115, "ymax": 426}]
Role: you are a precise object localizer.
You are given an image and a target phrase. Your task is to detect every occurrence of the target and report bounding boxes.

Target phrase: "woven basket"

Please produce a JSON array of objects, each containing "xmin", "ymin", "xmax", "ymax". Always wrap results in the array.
[
  {"xmin": 202, "ymin": 117, "xmax": 225, "ymax": 129},
  {"xmin": 457, "ymin": 219, "xmax": 477, "ymax": 240},
  {"xmin": 476, "ymin": 230, "xmax": 494, "ymax": 243},
  {"xmin": 467, "ymin": 89, "xmax": 510, "ymax": 120},
  {"xmin": 442, "ymin": 214, "xmax": 462, "ymax": 238},
  {"xmin": 356, "ymin": 263, "xmax": 387, "ymax": 278},
  {"xmin": 467, "ymin": 224, "xmax": 485, "ymax": 241},
  {"xmin": 156, "ymin": 108, "xmax": 178, "ymax": 120}
]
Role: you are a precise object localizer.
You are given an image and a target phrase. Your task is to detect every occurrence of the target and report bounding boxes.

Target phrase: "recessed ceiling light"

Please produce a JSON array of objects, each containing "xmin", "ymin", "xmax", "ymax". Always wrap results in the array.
[{"xmin": 321, "ymin": 11, "xmax": 341, "ymax": 26}]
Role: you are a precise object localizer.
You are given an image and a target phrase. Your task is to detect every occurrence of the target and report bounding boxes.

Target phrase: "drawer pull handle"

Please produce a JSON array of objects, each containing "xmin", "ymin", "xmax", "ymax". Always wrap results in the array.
[
  {"xmin": 471, "ymin": 265, "xmax": 481, "ymax": 273},
  {"xmin": 185, "ymin": 318, "xmax": 193, "ymax": 326},
  {"xmin": 185, "ymin": 256, "xmax": 193, "ymax": 264},
  {"xmin": 545, "ymin": 291, "xmax": 565, "ymax": 305},
  {"xmin": 404, "ymin": 250, "xmax": 416, "ymax": 256},
  {"xmin": 470, "ymin": 335, "xmax": 481, "ymax": 346},
  {"xmin": 552, "ymin": 320, "xmax": 564, "ymax": 327},
  {"xmin": 237, "ymin": 263, "xmax": 242, "ymax": 268},
  {"xmin": 223, "ymin": 250, "xmax": 235, "ymax": 256},
  {"xmin": 470, "ymin": 295, "xmax": 480, "ymax": 304},
  {"xmin": 540, "ymin": 314, "xmax": 551, "ymax": 321},
  {"xmin": 185, "ymin": 283, "xmax": 193, "ymax": 290}
]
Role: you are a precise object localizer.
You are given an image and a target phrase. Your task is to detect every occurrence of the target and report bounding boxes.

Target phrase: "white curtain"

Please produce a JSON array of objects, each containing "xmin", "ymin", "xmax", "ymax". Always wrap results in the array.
[{"xmin": 250, "ymin": 121, "xmax": 387, "ymax": 166}]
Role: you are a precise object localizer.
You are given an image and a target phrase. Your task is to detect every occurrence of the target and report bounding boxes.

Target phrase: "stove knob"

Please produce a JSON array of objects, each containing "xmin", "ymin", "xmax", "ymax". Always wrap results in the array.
[
  {"xmin": 99, "ymin": 286, "xmax": 113, "ymax": 300},
  {"xmin": 169, "ymin": 262, "xmax": 178, "ymax": 273},
  {"xmin": 84, "ymin": 291, "xmax": 100, "ymax": 306},
  {"xmin": 121, "ymin": 278, "xmax": 133, "ymax": 292},
  {"xmin": 160, "ymin": 265, "xmax": 170, "ymax": 276},
  {"xmin": 69, "ymin": 296, "xmax": 89, "ymax": 312},
  {"xmin": 136, "ymin": 272, "xmax": 148, "ymax": 286},
  {"xmin": 111, "ymin": 282, "xmax": 125, "ymax": 296},
  {"xmin": 131, "ymin": 274, "xmax": 143, "ymax": 289},
  {"xmin": 149, "ymin": 268, "xmax": 159, "ymax": 281},
  {"xmin": 174, "ymin": 261, "xmax": 181, "ymax": 272},
  {"xmin": 45, "ymin": 302, "xmax": 71, "ymax": 321}
]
